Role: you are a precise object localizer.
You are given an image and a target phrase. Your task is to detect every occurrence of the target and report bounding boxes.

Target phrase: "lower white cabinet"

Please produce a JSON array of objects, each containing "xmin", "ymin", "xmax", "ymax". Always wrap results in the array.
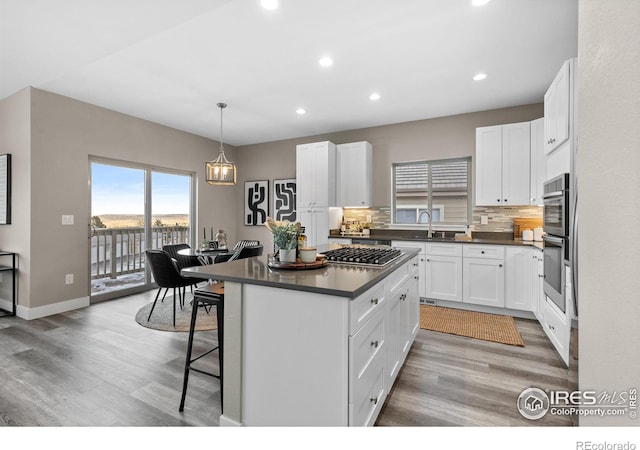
[
  {"xmin": 505, "ymin": 247, "xmax": 537, "ymax": 312},
  {"xmin": 462, "ymin": 245, "xmax": 505, "ymax": 308},
  {"xmin": 424, "ymin": 242, "xmax": 463, "ymax": 302},
  {"xmin": 392, "ymin": 241, "xmax": 426, "ymax": 298}
]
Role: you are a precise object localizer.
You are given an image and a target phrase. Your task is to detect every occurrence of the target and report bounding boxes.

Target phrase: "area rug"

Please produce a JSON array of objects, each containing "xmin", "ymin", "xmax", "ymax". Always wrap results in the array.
[
  {"xmin": 419, "ymin": 305, "xmax": 524, "ymax": 347},
  {"xmin": 135, "ymin": 296, "xmax": 217, "ymax": 332}
]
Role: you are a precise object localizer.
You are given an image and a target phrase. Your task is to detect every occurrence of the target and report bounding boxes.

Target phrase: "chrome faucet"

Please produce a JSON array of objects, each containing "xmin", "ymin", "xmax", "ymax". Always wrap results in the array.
[{"xmin": 419, "ymin": 209, "xmax": 433, "ymax": 238}]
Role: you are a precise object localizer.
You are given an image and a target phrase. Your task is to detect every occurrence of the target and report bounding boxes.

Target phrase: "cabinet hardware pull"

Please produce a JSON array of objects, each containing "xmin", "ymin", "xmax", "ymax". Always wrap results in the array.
[
  {"xmin": 413, "ymin": 263, "xmax": 418, "ymax": 267},
  {"xmin": 549, "ymin": 324, "xmax": 555, "ymax": 331},
  {"xmin": 481, "ymin": 251, "xmax": 485, "ymax": 254},
  {"xmin": 370, "ymin": 396, "xmax": 378, "ymax": 405},
  {"xmin": 497, "ymin": 199, "xmax": 501, "ymax": 202},
  {"xmin": 426, "ymin": 259, "xmax": 430, "ymax": 262},
  {"xmin": 371, "ymin": 340, "xmax": 379, "ymax": 348},
  {"xmin": 504, "ymin": 199, "xmax": 508, "ymax": 202},
  {"xmin": 499, "ymin": 264, "xmax": 503, "ymax": 268},
  {"xmin": 414, "ymin": 276, "xmax": 419, "ymax": 280},
  {"xmin": 370, "ymin": 298, "xmax": 379, "ymax": 305}
]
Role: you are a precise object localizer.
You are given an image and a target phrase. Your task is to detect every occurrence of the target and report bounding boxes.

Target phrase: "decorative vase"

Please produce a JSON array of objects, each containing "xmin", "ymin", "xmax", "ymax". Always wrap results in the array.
[{"xmin": 279, "ymin": 248, "xmax": 297, "ymax": 263}]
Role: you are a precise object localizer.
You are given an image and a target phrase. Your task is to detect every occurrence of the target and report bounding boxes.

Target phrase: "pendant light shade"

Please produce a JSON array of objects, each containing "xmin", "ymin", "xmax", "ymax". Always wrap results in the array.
[{"xmin": 206, "ymin": 103, "xmax": 236, "ymax": 186}]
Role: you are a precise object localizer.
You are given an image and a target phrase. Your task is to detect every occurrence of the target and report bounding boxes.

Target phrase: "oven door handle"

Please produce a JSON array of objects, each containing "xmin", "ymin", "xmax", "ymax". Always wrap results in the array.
[
  {"xmin": 542, "ymin": 191, "xmax": 565, "ymax": 199},
  {"xmin": 542, "ymin": 234, "xmax": 565, "ymax": 245}
]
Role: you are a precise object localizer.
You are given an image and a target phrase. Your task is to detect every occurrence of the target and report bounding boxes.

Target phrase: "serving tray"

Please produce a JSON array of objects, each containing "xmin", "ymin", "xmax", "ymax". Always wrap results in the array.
[{"xmin": 268, "ymin": 257, "xmax": 327, "ymax": 270}]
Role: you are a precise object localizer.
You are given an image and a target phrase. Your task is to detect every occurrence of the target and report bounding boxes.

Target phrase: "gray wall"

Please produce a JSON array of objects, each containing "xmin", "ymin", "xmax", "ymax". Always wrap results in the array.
[
  {"xmin": 0, "ymin": 88, "xmax": 31, "ymax": 308},
  {"xmin": 577, "ymin": 0, "xmax": 640, "ymax": 425},
  {"xmin": 233, "ymin": 103, "xmax": 543, "ymax": 245},
  {"xmin": 0, "ymin": 88, "xmax": 237, "ymax": 314}
]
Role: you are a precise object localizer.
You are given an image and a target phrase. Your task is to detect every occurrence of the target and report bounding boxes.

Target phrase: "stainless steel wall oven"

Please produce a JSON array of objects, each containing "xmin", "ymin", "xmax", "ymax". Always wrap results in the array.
[{"xmin": 542, "ymin": 173, "xmax": 570, "ymax": 313}]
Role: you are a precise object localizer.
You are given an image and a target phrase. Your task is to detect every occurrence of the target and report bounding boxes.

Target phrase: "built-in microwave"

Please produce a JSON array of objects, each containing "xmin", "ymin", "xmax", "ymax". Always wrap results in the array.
[{"xmin": 543, "ymin": 173, "xmax": 570, "ymax": 238}]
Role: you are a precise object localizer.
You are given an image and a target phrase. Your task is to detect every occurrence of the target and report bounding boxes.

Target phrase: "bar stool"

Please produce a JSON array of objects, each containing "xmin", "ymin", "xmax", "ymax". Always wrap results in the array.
[{"xmin": 179, "ymin": 282, "xmax": 224, "ymax": 412}]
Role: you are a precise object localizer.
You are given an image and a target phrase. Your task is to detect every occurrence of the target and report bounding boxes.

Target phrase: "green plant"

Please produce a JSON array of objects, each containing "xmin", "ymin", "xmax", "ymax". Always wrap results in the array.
[{"xmin": 265, "ymin": 217, "xmax": 300, "ymax": 250}]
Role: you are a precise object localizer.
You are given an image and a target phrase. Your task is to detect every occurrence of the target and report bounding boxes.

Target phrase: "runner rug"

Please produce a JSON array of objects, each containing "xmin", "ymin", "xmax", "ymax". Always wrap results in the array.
[{"xmin": 419, "ymin": 304, "xmax": 524, "ymax": 347}]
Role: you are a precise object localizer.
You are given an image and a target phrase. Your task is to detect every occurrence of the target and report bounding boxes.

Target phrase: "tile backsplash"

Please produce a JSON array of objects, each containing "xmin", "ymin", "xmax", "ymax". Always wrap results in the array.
[{"xmin": 340, "ymin": 205, "xmax": 542, "ymax": 232}]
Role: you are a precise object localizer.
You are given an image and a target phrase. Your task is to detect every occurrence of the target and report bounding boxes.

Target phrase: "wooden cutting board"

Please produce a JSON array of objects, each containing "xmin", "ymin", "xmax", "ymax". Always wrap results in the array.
[{"xmin": 513, "ymin": 218, "xmax": 543, "ymax": 239}]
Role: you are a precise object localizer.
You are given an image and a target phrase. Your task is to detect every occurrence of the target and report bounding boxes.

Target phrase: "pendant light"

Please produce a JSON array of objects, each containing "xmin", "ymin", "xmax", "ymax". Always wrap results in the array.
[{"xmin": 205, "ymin": 102, "xmax": 236, "ymax": 185}]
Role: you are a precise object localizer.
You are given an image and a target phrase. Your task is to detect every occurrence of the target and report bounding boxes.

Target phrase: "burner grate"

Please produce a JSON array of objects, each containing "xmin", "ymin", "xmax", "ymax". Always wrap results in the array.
[{"xmin": 321, "ymin": 247, "xmax": 403, "ymax": 266}]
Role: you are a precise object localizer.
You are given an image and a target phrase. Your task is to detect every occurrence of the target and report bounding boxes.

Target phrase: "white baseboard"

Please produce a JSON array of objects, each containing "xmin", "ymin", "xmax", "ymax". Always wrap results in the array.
[
  {"xmin": 219, "ymin": 414, "xmax": 243, "ymax": 427},
  {"xmin": 16, "ymin": 296, "xmax": 90, "ymax": 320}
]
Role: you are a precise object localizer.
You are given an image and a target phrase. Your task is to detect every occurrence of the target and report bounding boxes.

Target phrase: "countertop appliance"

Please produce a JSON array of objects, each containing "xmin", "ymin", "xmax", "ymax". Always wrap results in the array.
[{"xmin": 321, "ymin": 246, "xmax": 403, "ymax": 266}]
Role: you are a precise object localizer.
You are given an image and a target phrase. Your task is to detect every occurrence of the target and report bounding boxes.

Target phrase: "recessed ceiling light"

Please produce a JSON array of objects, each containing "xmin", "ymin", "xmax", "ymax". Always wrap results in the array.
[
  {"xmin": 260, "ymin": 0, "xmax": 279, "ymax": 10},
  {"xmin": 296, "ymin": 108, "xmax": 306, "ymax": 115},
  {"xmin": 318, "ymin": 56, "xmax": 334, "ymax": 67},
  {"xmin": 473, "ymin": 72, "xmax": 487, "ymax": 81},
  {"xmin": 472, "ymin": 0, "xmax": 490, "ymax": 6},
  {"xmin": 369, "ymin": 92, "xmax": 381, "ymax": 101}
]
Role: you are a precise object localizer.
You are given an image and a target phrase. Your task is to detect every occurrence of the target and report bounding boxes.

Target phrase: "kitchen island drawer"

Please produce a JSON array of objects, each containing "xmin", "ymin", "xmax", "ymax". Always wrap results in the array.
[
  {"xmin": 349, "ymin": 306, "xmax": 386, "ymax": 397},
  {"xmin": 350, "ymin": 283, "xmax": 385, "ymax": 334},
  {"xmin": 349, "ymin": 344, "xmax": 386, "ymax": 427},
  {"xmin": 463, "ymin": 244, "xmax": 505, "ymax": 259}
]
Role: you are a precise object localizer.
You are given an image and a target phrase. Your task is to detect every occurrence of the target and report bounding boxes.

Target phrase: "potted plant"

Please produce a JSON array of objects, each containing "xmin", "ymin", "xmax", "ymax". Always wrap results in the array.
[
  {"xmin": 265, "ymin": 217, "xmax": 300, "ymax": 262},
  {"xmin": 362, "ymin": 222, "xmax": 372, "ymax": 236}
]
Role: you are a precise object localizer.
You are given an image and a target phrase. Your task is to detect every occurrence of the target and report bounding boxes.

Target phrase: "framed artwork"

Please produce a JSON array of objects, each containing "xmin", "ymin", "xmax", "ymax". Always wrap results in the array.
[
  {"xmin": 0, "ymin": 154, "xmax": 11, "ymax": 225},
  {"xmin": 245, "ymin": 180, "xmax": 269, "ymax": 226},
  {"xmin": 273, "ymin": 178, "xmax": 296, "ymax": 222}
]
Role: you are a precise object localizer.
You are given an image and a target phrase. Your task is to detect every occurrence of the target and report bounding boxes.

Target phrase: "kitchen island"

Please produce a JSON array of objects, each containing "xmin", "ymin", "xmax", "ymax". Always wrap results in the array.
[{"xmin": 182, "ymin": 246, "xmax": 420, "ymax": 426}]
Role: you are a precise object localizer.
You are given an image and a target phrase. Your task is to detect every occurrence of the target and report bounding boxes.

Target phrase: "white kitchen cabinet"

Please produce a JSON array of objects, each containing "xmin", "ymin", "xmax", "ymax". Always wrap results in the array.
[
  {"xmin": 298, "ymin": 208, "xmax": 329, "ymax": 247},
  {"xmin": 337, "ymin": 141, "xmax": 372, "ymax": 207},
  {"xmin": 533, "ymin": 251, "xmax": 544, "ymax": 322},
  {"xmin": 544, "ymin": 60, "xmax": 571, "ymax": 155},
  {"xmin": 529, "ymin": 117, "xmax": 546, "ymax": 205},
  {"xmin": 505, "ymin": 247, "xmax": 536, "ymax": 312},
  {"xmin": 475, "ymin": 122, "xmax": 531, "ymax": 206},
  {"xmin": 462, "ymin": 244, "xmax": 505, "ymax": 308},
  {"xmin": 296, "ymin": 141, "xmax": 336, "ymax": 207},
  {"xmin": 424, "ymin": 243, "xmax": 463, "ymax": 302},
  {"xmin": 391, "ymin": 240, "xmax": 426, "ymax": 299},
  {"xmin": 386, "ymin": 257, "xmax": 419, "ymax": 387}
]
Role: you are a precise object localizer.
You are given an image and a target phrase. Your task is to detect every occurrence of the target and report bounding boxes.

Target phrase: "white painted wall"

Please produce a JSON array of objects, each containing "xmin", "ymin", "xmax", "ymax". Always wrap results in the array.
[{"xmin": 577, "ymin": 0, "xmax": 640, "ymax": 425}]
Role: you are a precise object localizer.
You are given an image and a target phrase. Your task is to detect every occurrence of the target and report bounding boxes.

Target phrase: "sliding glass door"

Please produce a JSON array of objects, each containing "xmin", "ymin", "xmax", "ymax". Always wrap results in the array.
[{"xmin": 90, "ymin": 159, "xmax": 194, "ymax": 302}]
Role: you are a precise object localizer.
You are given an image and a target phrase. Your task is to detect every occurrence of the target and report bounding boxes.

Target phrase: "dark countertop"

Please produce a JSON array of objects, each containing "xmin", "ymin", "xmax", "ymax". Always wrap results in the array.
[
  {"xmin": 330, "ymin": 230, "xmax": 544, "ymax": 250},
  {"xmin": 181, "ymin": 245, "xmax": 421, "ymax": 299}
]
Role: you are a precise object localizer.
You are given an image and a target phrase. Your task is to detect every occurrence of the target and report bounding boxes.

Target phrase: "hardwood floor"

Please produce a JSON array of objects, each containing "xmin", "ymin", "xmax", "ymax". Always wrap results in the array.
[{"xmin": 0, "ymin": 291, "xmax": 574, "ymax": 427}]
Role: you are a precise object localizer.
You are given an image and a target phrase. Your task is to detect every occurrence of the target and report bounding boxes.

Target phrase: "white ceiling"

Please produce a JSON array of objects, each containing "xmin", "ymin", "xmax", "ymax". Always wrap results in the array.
[{"xmin": 0, "ymin": 0, "xmax": 578, "ymax": 146}]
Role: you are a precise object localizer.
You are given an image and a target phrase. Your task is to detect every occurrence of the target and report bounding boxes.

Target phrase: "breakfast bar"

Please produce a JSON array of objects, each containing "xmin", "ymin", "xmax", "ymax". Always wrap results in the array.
[{"xmin": 182, "ymin": 246, "xmax": 420, "ymax": 426}]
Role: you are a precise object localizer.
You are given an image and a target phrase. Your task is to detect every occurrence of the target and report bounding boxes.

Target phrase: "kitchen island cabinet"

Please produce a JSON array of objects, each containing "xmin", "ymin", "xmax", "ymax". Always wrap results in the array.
[{"xmin": 182, "ymin": 246, "xmax": 419, "ymax": 426}]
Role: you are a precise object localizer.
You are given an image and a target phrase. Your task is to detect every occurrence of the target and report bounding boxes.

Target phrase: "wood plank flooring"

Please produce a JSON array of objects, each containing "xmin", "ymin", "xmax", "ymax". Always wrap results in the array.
[{"xmin": 0, "ymin": 290, "xmax": 574, "ymax": 426}]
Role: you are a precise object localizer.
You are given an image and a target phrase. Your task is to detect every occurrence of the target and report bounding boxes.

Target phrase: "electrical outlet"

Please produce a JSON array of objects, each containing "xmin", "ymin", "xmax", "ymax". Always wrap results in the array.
[
  {"xmin": 481, "ymin": 215, "xmax": 489, "ymax": 225},
  {"xmin": 366, "ymin": 215, "xmax": 372, "ymax": 223},
  {"xmin": 65, "ymin": 274, "xmax": 74, "ymax": 285},
  {"xmin": 62, "ymin": 215, "xmax": 74, "ymax": 225}
]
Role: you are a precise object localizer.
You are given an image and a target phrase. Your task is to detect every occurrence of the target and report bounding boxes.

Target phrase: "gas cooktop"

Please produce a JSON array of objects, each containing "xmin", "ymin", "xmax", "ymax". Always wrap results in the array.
[{"xmin": 320, "ymin": 246, "xmax": 404, "ymax": 266}]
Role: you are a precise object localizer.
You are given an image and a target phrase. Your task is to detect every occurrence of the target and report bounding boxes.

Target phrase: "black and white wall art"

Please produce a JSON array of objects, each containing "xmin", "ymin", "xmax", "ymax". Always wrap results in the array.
[
  {"xmin": 273, "ymin": 178, "xmax": 296, "ymax": 222},
  {"xmin": 245, "ymin": 180, "xmax": 268, "ymax": 226}
]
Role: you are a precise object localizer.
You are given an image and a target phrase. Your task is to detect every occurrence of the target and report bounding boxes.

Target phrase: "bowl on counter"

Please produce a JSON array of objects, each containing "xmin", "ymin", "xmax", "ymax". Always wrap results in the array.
[{"xmin": 299, "ymin": 247, "xmax": 317, "ymax": 263}]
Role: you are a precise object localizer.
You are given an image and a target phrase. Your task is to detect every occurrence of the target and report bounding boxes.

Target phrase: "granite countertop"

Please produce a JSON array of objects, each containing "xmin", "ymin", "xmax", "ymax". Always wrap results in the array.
[
  {"xmin": 330, "ymin": 230, "xmax": 544, "ymax": 250},
  {"xmin": 181, "ymin": 245, "xmax": 421, "ymax": 299}
]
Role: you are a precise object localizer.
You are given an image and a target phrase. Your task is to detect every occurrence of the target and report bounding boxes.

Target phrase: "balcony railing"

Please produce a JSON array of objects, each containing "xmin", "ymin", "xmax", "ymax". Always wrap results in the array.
[{"xmin": 91, "ymin": 226, "xmax": 190, "ymax": 280}]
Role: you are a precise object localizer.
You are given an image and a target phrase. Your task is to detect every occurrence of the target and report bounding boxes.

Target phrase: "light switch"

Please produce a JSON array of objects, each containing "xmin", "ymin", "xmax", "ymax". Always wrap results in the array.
[
  {"xmin": 62, "ymin": 215, "xmax": 74, "ymax": 225},
  {"xmin": 481, "ymin": 215, "xmax": 489, "ymax": 225}
]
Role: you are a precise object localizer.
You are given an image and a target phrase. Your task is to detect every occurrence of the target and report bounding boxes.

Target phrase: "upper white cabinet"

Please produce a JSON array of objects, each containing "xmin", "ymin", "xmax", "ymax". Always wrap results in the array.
[
  {"xmin": 475, "ymin": 122, "xmax": 531, "ymax": 206},
  {"xmin": 337, "ymin": 141, "xmax": 372, "ymax": 207},
  {"xmin": 529, "ymin": 117, "xmax": 546, "ymax": 206},
  {"xmin": 544, "ymin": 60, "xmax": 571, "ymax": 155},
  {"xmin": 296, "ymin": 141, "xmax": 336, "ymax": 207}
]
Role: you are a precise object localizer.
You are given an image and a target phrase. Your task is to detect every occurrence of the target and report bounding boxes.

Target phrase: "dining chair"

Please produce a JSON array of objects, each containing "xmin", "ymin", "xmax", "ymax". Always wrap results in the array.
[
  {"xmin": 163, "ymin": 243, "xmax": 209, "ymax": 287},
  {"xmin": 215, "ymin": 243, "xmax": 263, "ymax": 264},
  {"xmin": 145, "ymin": 249, "xmax": 196, "ymax": 327}
]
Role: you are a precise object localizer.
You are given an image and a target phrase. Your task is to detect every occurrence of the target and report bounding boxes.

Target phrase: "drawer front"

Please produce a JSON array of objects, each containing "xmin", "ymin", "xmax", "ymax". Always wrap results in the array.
[
  {"xmin": 350, "ymin": 283, "xmax": 385, "ymax": 334},
  {"xmin": 349, "ymin": 347, "xmax": 386, "ymax": 427},
  {"xmin": 349, "ymin": 306, "xmax": 386, "ymax": 399},
  {"xmin": 385, "ymin": 262, "xmax": 409, "ymax": 295},
  {"xmin": 542, "ymin": 297, "xmax": 568, "ymax": 354},
  {"xmin": 463, "ymin": 244, "xmax": 505, "ymax": 259},
  {"xmin": 425, "ymin": 242, "xmax": 462, "ymax": 257},
  {"xmin": 391, "ymin": 240, "xmax": 426, "ymax": 254}
]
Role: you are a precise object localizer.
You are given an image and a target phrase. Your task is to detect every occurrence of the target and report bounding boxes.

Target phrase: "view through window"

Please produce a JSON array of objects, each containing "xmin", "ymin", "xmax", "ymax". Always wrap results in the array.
[{"xmin": 392, "ymin": 157, "xmax": 471, "ymax": 226}]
